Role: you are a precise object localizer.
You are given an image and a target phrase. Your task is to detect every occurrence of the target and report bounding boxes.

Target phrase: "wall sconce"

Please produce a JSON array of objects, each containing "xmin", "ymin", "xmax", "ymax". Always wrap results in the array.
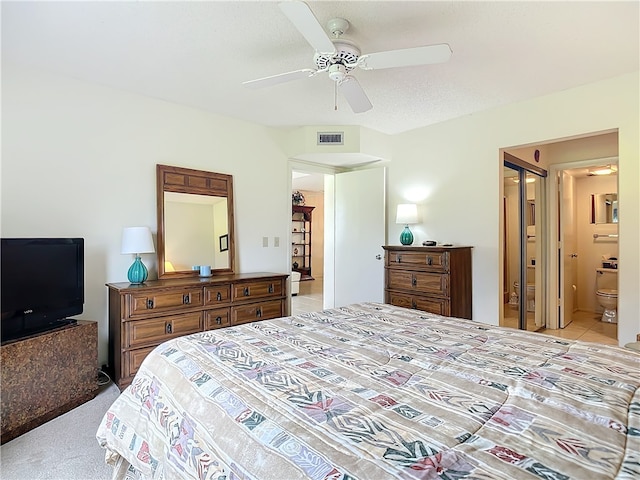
[
  {"xmin": 396, "ymin": 204, "xmax": 418, "ymax": 245},
  {"xmin": 121, "ymin": 226, "xmax": 155, "ymax": 284}
]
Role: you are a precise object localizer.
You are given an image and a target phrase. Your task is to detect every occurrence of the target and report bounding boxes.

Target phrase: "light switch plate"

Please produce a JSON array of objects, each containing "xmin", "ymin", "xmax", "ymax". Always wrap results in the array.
[
  {"xmin": 274, "ymin": 237, "xmax": 280, "ymax": 247},
  {"xmin": 262, "ymin": 237, "xmax": 268, "ymax": 247}
]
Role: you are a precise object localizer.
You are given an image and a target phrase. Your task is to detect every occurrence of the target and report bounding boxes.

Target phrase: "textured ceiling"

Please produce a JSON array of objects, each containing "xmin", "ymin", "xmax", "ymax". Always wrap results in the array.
[{"xmin": 2, "ymin": 1, "xmax": 638, "ymax": 136}]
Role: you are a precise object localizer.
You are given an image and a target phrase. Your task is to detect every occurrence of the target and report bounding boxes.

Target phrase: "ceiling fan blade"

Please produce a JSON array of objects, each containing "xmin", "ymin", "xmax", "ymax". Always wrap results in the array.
[
  {"xmin": 359, "ymin": 43, "xmax": 452, "ymax": 70},
  {"xmin": 339, "ymin": 76, "xmax": 373, "ymax": 113},
  {"xmin": 243, "ymin": 69, "xmax": 317, "ymax": 89},
  {"xmin": 279, "ymin": 1, "xmax": 336, "ymax": 54}
]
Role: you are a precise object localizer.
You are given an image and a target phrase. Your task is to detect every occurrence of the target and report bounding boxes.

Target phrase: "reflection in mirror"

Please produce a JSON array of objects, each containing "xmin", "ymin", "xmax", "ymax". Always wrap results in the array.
[
  {"xmin": 590, "ymin": 193, "xmax": 618, "ymax": 224},
  {"xmin": 157, "ymin": 164, "xmax": 235, "ymax": 278},
  {"xmin": 164, "ymin": 192, "xmax": 229, "ymax": 271}
]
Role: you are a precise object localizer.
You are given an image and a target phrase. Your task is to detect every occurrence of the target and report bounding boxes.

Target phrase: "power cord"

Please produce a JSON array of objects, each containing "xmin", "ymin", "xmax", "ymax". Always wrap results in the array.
[{"xmin": 97, "ymin": 368, "xmax": 112, "ymax": 386}]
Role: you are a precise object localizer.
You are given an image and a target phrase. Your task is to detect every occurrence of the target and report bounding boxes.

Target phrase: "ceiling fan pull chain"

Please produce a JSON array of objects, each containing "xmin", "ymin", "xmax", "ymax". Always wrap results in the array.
[{"xmin": 334, "ymin": 81, "xmax": 338, "ymax": 111}]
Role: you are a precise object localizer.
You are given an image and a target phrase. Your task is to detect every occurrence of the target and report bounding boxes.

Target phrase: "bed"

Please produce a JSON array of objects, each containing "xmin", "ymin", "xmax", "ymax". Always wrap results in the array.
[{"xmin": 97, "ymin": 302, "xmax": 640, "ymax": 479}]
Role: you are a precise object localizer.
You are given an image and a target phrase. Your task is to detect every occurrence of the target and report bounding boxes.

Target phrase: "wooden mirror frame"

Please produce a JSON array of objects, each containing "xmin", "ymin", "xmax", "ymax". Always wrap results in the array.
[{"xmin": 156, "ymin": 164, "xmax": 235, "ymax": 278}]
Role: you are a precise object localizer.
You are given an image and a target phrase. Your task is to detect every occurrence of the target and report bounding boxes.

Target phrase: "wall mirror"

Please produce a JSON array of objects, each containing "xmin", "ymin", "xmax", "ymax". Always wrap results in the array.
[
  {"xmin": 590, "ymin": 193, "xmax": 618, "ymax": 224},
  {"xmin": 157, "ymin": 164, "xmax": 235, "ymax": 278}
]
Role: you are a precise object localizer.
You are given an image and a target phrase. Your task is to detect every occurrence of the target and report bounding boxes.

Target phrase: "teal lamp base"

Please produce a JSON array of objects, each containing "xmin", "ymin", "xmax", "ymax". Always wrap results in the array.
[
  {"xmin": 127, "ymin": 255, "xmax": 148, "ymax": 284},
  {"xmin": 399, "ymin": 225, "xmax": 414, "ymax": 245}
]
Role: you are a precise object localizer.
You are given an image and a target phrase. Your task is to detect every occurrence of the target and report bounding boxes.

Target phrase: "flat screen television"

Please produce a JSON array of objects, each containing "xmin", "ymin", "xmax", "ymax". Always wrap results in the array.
[{"xmin": 1, "ymin": 238, "xmax": 84, "ymax": 344}]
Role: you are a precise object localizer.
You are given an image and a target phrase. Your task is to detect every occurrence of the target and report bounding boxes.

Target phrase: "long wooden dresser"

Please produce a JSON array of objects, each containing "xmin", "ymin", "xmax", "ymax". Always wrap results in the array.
[
  {"xmin": 107, "ymin": 272, "xmax": 288, "ymax": 389},
  {"xmin": 383, "ymin": 245, "xmax": 472, "ymax": 319}
]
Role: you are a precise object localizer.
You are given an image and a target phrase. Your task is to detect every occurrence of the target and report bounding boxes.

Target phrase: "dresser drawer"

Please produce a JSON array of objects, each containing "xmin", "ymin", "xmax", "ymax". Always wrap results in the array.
[
  {"xmin": 204, "ymin": 285, "xmax": 231, "ymax": 306},
  {"xmin": 124, "ymin": 312, "xmax": 203, "ymax": 348},
  {"xmin": 204, "ymin": 308, "xmax": 231, "ymax": 330},
  {"xmin": 231, "ymin": 299, "xmax": 284, "ymax": 326},
  {"xmin": 386, "ymin": 250, "xmax": 449, "ymax": 272},
  {"xmin": 231, "ymin": 279, "xmax": 283, "ymax": 302},
  {"xmin": 125, "ymin": 288, "xmax": 203, "ymax": 319},
  {"xmin": 123, "ymin": 345, "xmax": 156, "ymax": 379},
  {"xmin": 387, "ymin": 292, "xmax": 450, "ymax": 317},
  {"xmin": 387, "ymin": 270, "xmax": 449, "ymax": 296}
]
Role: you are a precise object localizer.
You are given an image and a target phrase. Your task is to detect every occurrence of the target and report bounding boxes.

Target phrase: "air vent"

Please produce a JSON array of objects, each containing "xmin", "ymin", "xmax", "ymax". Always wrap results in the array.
[{"xmin": 317, "ymin": 132, "xmax": 344, "ymax": 145}]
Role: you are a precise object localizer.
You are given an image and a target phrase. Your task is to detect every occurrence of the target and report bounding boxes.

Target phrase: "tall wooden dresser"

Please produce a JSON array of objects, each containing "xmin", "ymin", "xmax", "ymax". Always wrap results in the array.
[
  {"xmin": 383, "ymin": 245, "xmax": 472, "ymax": 319},
  {"xmin": 107, "ymin": 272, "xmax": 287, "ymax": 389}
]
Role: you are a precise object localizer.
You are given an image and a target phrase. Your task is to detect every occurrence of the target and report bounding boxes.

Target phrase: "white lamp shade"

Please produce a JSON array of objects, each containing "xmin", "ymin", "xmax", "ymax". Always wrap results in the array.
[
  {"xmin": 121, "ymin": 226, "xmax": 155, "ymax": 254},
  {"xmin": 396, "ymin": 204, "xmax": 418, "ymax": 225}
]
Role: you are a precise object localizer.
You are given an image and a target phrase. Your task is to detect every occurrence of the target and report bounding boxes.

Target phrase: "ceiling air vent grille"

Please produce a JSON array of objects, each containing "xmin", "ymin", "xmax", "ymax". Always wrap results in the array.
[{"xmin": 317, "ymin": 132, "xmax": 344, "ymax": 145}]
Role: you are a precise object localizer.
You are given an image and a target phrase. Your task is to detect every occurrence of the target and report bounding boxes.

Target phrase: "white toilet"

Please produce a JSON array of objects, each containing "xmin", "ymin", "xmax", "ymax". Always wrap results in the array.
[
  {"xmin": 595, "ymin": 268, "xmax": 618, "ymax": 323},
  {"xmin": 514, "ymin": 281, "xmax": 536, "ymax": 312}
]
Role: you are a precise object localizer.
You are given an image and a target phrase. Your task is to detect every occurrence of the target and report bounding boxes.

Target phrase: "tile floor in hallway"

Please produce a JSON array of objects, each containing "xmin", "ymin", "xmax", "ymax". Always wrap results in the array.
[
  {"xmin": 292, "ymin": 284, "xmax": 618, "ymax": 347},
  {"xmin": 291, "ymin": 278, "xmax": 323, "ymax": 316}
]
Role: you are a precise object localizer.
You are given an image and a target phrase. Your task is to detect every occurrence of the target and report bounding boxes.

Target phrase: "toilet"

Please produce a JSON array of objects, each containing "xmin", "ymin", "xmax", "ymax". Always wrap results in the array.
[
  {"xmin": 595, "ymin": 268, "xmax": 618, "ymax": 323},
  {"xmin": 514, "ymin": 281, "xmax": 536, "ymax": 312}
]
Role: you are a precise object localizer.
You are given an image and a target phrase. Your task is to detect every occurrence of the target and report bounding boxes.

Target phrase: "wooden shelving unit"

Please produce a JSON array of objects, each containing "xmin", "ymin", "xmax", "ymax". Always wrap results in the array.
[{"xmin": 292, "ymin": 205, "xmax": 314, "ymax": 280}]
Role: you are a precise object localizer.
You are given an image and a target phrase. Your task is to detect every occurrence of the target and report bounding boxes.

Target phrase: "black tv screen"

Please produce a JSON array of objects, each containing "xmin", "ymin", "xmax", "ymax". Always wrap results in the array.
[{"xmin": 1, "ymin": 238, "xmax": 84, "ymax": 344}]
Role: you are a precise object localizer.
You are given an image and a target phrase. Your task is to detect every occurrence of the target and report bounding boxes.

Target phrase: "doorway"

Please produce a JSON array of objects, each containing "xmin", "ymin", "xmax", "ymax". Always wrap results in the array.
[
  {"xmin": 501, "ymin": 130, "xmax": 619, "ymax": 346},
  {"xmin": 291, "ymin": 169, "xmax": 326, "ymax": 315},
  {"xmin": 289, "ymin": 164, "xmax": 387, "ymax": 315},
  {"xmin": 548, "ymin": 157, "xmax": 619, "ymax": 339}
]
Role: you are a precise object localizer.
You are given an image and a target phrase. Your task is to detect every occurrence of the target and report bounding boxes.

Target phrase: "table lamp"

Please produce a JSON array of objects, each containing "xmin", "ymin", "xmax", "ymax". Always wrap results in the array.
[
  {"xmin": 121, "ymin": 226, "xmax": 155, "ymax": 284},
  {"xmin": 396, "ymin": 204, "xmax": 418, "ymax": 245}
]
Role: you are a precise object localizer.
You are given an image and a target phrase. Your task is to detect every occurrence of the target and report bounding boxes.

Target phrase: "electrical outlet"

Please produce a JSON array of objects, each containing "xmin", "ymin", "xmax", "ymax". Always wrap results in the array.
[
  {"xmin": 274, "ymin": 236, "xmax": 280, "ymax": 247},
  {"xmin": 262, "ymin": 237, "xmax": 268, "ymax": 247}
]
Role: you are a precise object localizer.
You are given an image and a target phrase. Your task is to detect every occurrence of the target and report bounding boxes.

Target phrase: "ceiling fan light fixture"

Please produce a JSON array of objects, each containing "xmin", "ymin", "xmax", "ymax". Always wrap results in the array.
[{"xmin": 328, "ymin": 64, "xmax": 346, "ymax": 82}]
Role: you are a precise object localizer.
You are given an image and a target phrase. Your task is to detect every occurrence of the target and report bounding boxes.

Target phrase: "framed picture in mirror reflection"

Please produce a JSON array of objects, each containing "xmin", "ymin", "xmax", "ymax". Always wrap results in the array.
[{"xmin": 219, "ymin": 234, "xmax": 229, "ymax": 252}]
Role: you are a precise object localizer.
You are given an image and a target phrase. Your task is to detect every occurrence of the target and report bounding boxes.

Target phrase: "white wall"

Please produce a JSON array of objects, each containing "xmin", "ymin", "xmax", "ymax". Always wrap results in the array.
[
  {"xmin": 575, "ymin": 174, "xmax": 619, "ymax": 312},
  {"xmin": 1, "ymin": 63, "xmax": 293, "ymax": 364},
  {"xmin": 3, "ymin": 63, "xmax": 638, "ymax": 364},
  {"xmin": 391, "ymin": 72, "xmax": 639, "ymax": 346}
]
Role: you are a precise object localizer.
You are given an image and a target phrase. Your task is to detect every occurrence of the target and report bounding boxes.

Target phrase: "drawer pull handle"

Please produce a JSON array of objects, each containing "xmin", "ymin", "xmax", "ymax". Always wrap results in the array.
[
  {"xmin": 396, "ymin": 254, "xmax": 402, "ymax": 263},
  {"xmin": 256, "ymin": 307, "xmax": 262, "ymax": 318},
  {"xmin": 411, "ymin": 275, "xmax": 417, "ymax": 287},
  {"xmin": 426, "ymin": 256, "xmax": 433, "ymax": 266},
  {"xmin": 216, "ymin": 316, "xmax": 222, "ymax": 325},
  {"xmin": 268, "ymin": 284, "xmax": 274, "ymax": 294},
  {"xmin": 183, "ymin": 294, "xmax": 190, "ymax": 305},
  {"xmin": 412, "ymin": 301, "xmax": 417, "ymax": 309},
  {"xmin": 216, "ymin": 292, "xmax": 222, "ymax": 301},
  {"xmin": 243, "ymin": 287, "xmax": 250, "ymax": 296},
  {"xmin": 166, "ymin": 323, "xmax": 172, "ymax": 334},
  {"xmin": 147, "ymin": 299, "xmax": 154, "ymax": 309}
]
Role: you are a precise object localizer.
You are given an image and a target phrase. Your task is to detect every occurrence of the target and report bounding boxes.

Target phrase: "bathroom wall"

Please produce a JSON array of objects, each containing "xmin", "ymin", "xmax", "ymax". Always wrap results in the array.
[{"xmin": 575, "ymin": 174, "xmax": 618, "ymax": 313}]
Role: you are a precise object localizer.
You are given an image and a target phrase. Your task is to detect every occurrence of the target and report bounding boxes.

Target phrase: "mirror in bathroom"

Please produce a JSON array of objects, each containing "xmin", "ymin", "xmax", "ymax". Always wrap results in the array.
[
  {"xmin": 590, "ymin": 193, "xmax": 618, "ymax": 224},
  {"xmin": 526, "ymin": 200, "xmax": 535, "ymax": 226}
]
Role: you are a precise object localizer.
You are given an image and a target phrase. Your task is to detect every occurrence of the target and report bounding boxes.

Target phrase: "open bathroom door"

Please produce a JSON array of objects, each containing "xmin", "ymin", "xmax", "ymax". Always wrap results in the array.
[{"xmin": 559, "ymin": 171, "xmax": 578, "ymax": 328}]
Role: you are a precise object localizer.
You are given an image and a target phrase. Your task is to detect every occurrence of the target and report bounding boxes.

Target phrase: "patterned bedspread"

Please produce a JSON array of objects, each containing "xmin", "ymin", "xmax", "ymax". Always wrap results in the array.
[{"xmin": 96, "ymin": 303, "xmax": 640, "ymax": 480}]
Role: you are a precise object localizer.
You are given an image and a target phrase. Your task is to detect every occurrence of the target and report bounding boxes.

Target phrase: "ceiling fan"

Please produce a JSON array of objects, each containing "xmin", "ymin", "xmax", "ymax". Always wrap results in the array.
[{"xmin": 242, "ymin": 0, "xmax": 452, "ymax": 113}]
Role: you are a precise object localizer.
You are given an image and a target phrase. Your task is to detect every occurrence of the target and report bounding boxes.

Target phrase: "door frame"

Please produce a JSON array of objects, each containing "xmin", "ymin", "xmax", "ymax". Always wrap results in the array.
[
  {"xmin": 289, "ymin": 160, "xmax": 339, "ymax": 312},
  {"xmin": 546, "ymin": 156, "xmax": 619, "ymax": 330}
]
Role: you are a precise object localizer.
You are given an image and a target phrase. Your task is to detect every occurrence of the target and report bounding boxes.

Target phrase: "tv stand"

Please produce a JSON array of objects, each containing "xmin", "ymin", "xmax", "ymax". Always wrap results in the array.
[{"xmin": 1, "ymin": 320, "xmax": 98, "ymax": 444}]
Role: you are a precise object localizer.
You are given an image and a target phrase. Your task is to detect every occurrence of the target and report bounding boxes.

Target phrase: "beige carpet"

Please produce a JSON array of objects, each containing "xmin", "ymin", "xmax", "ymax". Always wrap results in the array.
[{"xmin": 0, "ymin": 379, "xmax": 120, "ymax": 480}]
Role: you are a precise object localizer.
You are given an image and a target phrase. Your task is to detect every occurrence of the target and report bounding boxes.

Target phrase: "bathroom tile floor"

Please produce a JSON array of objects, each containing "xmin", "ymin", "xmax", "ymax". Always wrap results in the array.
[
  {"xmin": 539, "ymin": 310, "xmax": 618, "ymax": 346},
  {"xmin": 503, "ymin": 306, "xmax": 618, "ymax": 346}
]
